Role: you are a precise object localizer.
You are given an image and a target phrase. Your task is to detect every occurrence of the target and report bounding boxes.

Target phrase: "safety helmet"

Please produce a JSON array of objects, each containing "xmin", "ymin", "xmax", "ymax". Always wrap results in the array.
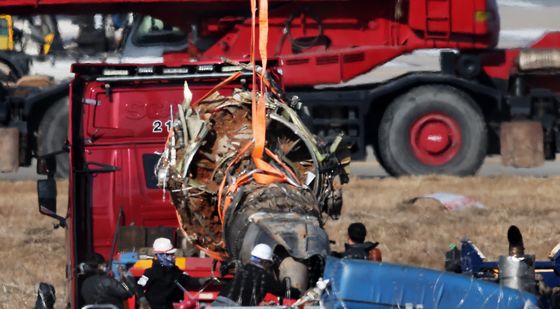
[
  {"xmin": 153, "ymin": 237, "xmax": 177, "ymax": 254},
  {"xmin": 251, "ymin": 243, "xmax": 273, "ymax": 261}
]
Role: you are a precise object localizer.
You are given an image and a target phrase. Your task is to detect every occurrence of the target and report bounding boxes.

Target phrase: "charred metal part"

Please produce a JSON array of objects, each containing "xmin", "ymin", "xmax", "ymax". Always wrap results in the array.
[{"xmin": 156, "ymin": 77, "xmax": 350, "ymax": 289}]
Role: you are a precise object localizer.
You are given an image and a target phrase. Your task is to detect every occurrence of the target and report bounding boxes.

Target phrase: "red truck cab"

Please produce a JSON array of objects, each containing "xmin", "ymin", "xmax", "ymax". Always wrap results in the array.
[{"xmin": 38, "ymin": 60, "xmax": 252, "ymax": 308}]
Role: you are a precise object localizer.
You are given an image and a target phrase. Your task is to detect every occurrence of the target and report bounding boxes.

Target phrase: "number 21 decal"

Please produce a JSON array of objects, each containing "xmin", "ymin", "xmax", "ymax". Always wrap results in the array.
[{"xmin": 152, "ymin": 120, "xmax": 172, "ymax": 133}]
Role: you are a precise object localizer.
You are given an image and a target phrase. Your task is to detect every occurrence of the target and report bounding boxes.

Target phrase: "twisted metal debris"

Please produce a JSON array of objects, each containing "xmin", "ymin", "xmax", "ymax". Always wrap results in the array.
[{"xmin": 156, "ymin": 68, "xmax": 349, "ymax": 287}]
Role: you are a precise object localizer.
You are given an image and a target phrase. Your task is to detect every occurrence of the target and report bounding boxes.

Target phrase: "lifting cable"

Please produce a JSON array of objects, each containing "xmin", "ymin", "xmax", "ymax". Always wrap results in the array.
[
  {"xmin": 249, "ymin": 0, "xmax": 288, "ymax": 185},
  {"xmin": 217, "ymin": 0, "xmax": 289, "ymax": 227},
  {"xmin": 188, "ymin": 0, "xmax": 301, "ymax": 260}
]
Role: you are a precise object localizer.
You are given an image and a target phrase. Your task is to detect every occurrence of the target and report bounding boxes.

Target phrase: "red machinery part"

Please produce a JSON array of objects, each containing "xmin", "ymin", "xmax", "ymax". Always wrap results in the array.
[{"xmin": 0, "ymin": 0, "xmax": 500, "ymax": 86}]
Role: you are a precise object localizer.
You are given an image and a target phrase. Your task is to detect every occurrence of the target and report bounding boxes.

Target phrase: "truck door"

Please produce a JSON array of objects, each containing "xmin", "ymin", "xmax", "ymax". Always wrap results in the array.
[{"xmin": 73, "ymin": 64, "xmax": 245, "ymax": 256}]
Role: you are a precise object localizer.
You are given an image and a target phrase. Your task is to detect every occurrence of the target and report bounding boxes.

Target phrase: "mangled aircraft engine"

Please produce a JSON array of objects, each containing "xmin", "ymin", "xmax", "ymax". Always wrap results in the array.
[{"xmin": 156, "ymin": 76, "xmax": 349, "ymax": 290}]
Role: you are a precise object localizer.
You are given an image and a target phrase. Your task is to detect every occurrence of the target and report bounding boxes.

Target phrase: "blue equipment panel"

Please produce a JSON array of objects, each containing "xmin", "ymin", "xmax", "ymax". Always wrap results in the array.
[{"xmin": 321, "ymin": 257, "xmax": 540, "ymax": 309}]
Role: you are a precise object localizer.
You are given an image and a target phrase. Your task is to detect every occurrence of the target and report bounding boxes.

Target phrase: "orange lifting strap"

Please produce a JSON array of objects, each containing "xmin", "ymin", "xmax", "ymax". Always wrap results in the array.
[
  {"xmin": 219, "ymin": 0, "xmax": 287, "ymax": 225},
  {"xmin": 197, "ymin": 0, "xmax": 296, "ymax": 260},
  {"xmin": 250, "ymin": 0, "xmax": 288, "ymax": 185}
]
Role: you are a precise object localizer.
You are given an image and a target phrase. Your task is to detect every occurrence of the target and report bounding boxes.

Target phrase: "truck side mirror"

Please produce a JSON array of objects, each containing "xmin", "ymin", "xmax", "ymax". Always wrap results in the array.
[
  {"xmin": 37, "ymin": 178, "xmax": 66, "ymax": 228},
  {"xmin": 37, "ymin": 155, "xmax": 57, "ymax": 176}
]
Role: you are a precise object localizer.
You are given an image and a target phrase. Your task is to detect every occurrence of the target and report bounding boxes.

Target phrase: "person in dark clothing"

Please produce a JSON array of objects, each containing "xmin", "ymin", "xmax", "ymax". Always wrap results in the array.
[
  {"xmin": 80, "ymin": 253, "xmax": 134, "ymax": 309},
  {"xmin": 342, "ymin": 222, "xmax": 382, "ymax": 261},
  {"xmin": 213, "ymin": 243, "xmax": 301, "ymax": 306},
  {"xmin": 137, "ymin": 238, "xmax": 208, "ymax": 309}
]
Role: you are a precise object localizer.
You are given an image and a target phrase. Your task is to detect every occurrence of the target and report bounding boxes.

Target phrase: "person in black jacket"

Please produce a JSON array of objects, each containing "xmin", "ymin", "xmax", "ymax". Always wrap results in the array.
[
  {"xmin": 213, "ymin": 243, "xmax": 301, "ymax": 306},
  {"xmin": 137, "ymin": 238, "xmax": 208, "ymax": 309},
  {"xmin": 342, "ymin": 222, "xmax": 382, "ymax": 261},
  {"xmin": 80, "ymin": 253, "xmax": 134, "ymax": 309}
]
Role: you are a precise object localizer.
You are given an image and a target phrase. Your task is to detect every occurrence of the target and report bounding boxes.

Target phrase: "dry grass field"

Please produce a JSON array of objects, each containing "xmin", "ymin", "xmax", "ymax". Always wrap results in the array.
[
  {"xmin": 1, "ymin": 176, "xmax": 559, "ymax": 308},
  {"xmin": 0, "ymin": 181, "xmax": 67, "ymax": 308},
  {"xmin": 326, "ymin": 175, "xmax": 560, "ymax": 268}
]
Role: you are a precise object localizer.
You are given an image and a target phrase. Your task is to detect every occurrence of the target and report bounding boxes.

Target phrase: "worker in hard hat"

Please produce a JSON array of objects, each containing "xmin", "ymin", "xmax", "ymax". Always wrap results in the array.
[
  {"xmin": 137, "ymin": 237, "xmax": 209, "ymax": 309},
  {"xmin": 80, "ymin": 253, "xmax": 134, "ymax": 309},
  {"xmin": 342, "ymin": 222, "xmax": 382, "ymax": 261},
  {"xmin": 212, "ymin": 243, "xmax": 301, "ymax": 306}
]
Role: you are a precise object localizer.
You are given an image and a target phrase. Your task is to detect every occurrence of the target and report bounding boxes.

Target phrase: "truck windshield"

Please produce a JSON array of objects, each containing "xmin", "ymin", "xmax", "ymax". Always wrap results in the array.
[{"xmin": 132, "ymin": 15, "xmax": 187, "ymax": 45}]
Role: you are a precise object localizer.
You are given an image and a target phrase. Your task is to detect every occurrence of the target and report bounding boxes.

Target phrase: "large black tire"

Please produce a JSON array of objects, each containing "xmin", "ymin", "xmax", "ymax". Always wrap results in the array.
[
  {"xmin": 378, "ymin": 85, "xmax": 487, "ymax": 176},
  {"xmin": 37, "ymin": 97, "xmax": 69, "ymax": 178}
]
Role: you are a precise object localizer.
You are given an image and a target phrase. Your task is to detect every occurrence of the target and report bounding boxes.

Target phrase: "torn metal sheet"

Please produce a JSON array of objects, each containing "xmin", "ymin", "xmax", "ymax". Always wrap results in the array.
[{"xmin": 406, "ymin": 192, "xmax": 484, "ymax": 211}]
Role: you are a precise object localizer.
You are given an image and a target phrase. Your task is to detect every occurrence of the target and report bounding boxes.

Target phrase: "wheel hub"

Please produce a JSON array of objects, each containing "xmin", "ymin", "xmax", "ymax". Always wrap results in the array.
[{"xmin": 409, "ymin": 113, "xmax": 461, "ymax": 166}]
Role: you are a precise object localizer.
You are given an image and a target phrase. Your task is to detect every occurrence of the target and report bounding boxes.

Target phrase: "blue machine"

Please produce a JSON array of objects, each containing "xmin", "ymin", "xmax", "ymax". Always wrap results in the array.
[
  {"xmin": 321, "ymin": 257, "xmax": 540, "ymax": 309},
  {"xmin": 460, "ymin": 239, "xmax": 560, "ymax": 289}
]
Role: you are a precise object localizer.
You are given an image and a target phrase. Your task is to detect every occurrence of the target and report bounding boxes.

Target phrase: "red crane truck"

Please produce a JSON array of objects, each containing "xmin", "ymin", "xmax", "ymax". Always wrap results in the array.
[{"xmin": 2, "ymin": 0, "xmax": 559, "ymax": 177}]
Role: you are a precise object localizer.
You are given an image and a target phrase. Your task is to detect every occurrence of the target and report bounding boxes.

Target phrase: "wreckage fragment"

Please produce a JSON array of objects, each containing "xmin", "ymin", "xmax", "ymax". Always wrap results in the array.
[{"xmin": 156, "ymin": 76, "xmax": 350, "ymax": 288}]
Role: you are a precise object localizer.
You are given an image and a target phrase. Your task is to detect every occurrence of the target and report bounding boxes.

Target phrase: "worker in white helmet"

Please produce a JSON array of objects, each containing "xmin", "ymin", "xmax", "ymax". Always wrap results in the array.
[
  {"xmin": 212, "ymin": 243, "xmax": 301, "ymax": 306},
  {"xmin": 136, "ymin": 237, "xmax": 209, "ymax": 309}
]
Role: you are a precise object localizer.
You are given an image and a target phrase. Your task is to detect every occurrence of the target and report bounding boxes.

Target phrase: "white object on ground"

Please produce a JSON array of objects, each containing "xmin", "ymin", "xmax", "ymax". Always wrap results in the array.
[{"xmin": 406, "ymin": 192, "xmax": 484, "ymax": 211}]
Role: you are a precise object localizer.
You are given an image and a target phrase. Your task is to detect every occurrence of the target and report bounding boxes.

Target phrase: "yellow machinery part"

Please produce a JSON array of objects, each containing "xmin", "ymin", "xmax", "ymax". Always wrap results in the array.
[
  {"xmin": 0, "ymin": 15, "xmax": 14, "ymax": 51},
  {"xmin": 42, "ymin": 33, "xmax": 55, "ymax": 55},
  {"xmin": 132, "ymin": 257, "xmax": 187, "ymax": 271}
]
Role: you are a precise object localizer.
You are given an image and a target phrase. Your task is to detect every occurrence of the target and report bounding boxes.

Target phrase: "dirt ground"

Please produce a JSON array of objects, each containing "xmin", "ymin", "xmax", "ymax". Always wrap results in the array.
[{"xmin": 1, "ymin": 176, "xmax": 559, "ymax": 308}]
